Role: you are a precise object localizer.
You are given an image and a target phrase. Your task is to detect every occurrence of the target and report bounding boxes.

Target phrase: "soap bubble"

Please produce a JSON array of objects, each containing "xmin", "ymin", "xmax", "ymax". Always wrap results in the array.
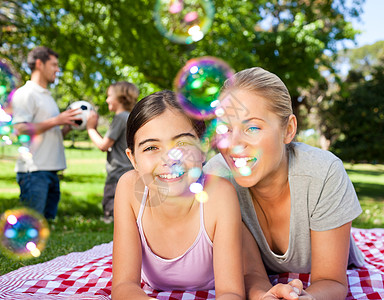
[
  {"xmin": 174, "ymin": 56, "xmax": 234, "ymax": 120},
  {"xmin": 0, "ymin": 108, "xmax": 35, "ymax": 159},
  {"xmin": 0, "ymin": 58, "xmax": 21, "ymax": 108},
  {"xmin": 195, "ymin": 190, "xmax": 208, "ymax": 203},
  {"xmin": 0, "ymin": 208, "xmax": 50, "ymax": 260},
  {"xmin": 154, "ymin": 0, "xmax": 215, "ymax": 44}
]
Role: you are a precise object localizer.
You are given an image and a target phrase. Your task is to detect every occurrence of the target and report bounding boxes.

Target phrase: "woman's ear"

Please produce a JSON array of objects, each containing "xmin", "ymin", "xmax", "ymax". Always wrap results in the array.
[
  {"xmin": 126, "ymin": 148, "xmax": 137, "ymax": 170},
  {"xmin": 284, "ymin": 114, "xmax": 297, "ymax": 144}
]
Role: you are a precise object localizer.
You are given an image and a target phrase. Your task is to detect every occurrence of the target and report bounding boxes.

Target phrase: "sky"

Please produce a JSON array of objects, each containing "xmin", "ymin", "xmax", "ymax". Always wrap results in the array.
[{"xmin": 347, "ymin": 0, "xmax": 384, "ymax": 48}]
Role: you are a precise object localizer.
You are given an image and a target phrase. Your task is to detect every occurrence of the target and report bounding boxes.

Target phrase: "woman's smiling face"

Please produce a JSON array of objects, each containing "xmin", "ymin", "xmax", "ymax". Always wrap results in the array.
[
  {"xmin": 216, "ymin": 89, "xmax": 295, "ymax": 188},
  {"xmin": 127, "ymin": 109, "xmax": 204, "ymax": 198}
]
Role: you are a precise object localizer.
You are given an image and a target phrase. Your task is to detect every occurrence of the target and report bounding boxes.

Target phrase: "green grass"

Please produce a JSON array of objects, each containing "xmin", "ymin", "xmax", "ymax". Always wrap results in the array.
[
  {"xmin": 0, "ymin": 145, "xmax": 383, "ymax": 275},
  {"xmin": 344, "ymin": 163, "xmax": 384, "ymax": 228},
  {"xmin": 0, "ymin": 143, "xmax": 113, "ymax": 275}
]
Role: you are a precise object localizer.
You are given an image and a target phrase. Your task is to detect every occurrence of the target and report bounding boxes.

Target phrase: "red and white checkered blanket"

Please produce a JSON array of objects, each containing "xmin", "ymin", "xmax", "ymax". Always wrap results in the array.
[{"xmin": 0, "ymin": 228, "xmax": 383, "ymax": 299}]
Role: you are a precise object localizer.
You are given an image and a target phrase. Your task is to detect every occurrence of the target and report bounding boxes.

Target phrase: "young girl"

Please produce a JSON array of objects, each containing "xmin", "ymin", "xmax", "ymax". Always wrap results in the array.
[
  {"xmin": 87, "ymin": 81, "xmax": 139, "ymax": 222},
  {"xmin": 111, "ymin": 90, "xmax": 245, "ymax": 299}
]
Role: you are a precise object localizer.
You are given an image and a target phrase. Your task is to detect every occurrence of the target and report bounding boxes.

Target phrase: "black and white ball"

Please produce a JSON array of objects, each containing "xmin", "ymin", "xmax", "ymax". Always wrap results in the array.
[{"xmin": 67, "ymin": 100, "xmax": 94, "ymax": 131}]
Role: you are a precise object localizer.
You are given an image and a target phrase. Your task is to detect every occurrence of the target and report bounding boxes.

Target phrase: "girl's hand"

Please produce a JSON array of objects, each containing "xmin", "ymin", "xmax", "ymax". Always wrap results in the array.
[{"xmin": 86, "ymin": 110, "xmax": 99, "ymax": 129}]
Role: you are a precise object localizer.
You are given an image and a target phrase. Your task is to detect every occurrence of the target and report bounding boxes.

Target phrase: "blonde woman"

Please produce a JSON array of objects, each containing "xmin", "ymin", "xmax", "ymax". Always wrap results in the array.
[{"xmin": 204, "ymin": 67, "xmax": 364, "ymax": 299}]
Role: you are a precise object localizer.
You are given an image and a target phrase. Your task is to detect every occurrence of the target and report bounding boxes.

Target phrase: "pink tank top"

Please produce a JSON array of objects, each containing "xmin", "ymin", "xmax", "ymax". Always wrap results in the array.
[{"xmin": 137, "ymin": 186, "xmax": 215, "ymax": 291}]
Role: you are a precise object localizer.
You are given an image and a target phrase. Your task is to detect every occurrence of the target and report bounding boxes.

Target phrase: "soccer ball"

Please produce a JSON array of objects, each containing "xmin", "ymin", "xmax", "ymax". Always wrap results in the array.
[{"xmin": 67, "ymin": 100, "xmax": 94, "ymax": 131}]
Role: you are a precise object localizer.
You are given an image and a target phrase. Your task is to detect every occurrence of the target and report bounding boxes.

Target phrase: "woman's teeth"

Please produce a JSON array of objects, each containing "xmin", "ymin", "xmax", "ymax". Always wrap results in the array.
[{"xmin": 232, "ymin": 157, "xmax": 255, "ymax": 162}]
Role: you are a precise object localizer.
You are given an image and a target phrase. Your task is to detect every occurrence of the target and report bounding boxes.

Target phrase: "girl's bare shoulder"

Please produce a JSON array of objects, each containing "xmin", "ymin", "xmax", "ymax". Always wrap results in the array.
[
  {"xmin": 116, "ymin": 170, "xmax": 146, "ymax": 218},
  {"xmin": 203, "ymin": 174, "xmax": 239, "ymax": 209}
]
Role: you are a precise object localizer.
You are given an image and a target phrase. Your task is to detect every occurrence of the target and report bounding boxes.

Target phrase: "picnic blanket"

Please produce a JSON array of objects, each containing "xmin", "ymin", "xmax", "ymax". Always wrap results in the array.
[{"xmin": 0, "ymin": 227, "xmax": 383, "ymax": 299}]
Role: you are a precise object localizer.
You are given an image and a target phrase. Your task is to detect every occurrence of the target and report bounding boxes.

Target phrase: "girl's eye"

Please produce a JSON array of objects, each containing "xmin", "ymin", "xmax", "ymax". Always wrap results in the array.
[
  {"xmin": 244, "ymin": 126, "xmax": 260, "ymax": 135},
  {"xmin": 143, "ymin": 146, "xmax": 158, "ymax": 152}
]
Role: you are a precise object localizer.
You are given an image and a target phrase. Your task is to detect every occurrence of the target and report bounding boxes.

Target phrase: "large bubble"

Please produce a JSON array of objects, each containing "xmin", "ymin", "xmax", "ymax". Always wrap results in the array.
[
  {"xmin": 0, "ymin": 105, "xmax": 35, "ymax": 159},
  {"xmin": 0, "ymin": 59, "xmax": 27, "ymax": 157},
  {"xmin": 0, "ymin": 58, "xmax": 20, "ymax": 108},
  {"xmin": 154, "ymin": 0, "xmax": 215, "ymax": 44},
  {"xmin": 174, "ymin": 56, "xmax": 235, "ymax": 120},
  {"xmin": 0, "ymin": 208, "xmax": 50, "ymax": 260}
]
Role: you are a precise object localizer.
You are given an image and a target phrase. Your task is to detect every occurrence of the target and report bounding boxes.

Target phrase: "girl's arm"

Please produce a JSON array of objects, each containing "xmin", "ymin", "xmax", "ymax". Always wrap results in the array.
[
  {"xmin": 111, "ymin": 172, "xmax": 155, "ymax": 300},
  {"xmin": 86, "ymin": 111, "xmax": 115, "ymax": 151},
  {"xmin": 304, "ymin": 222, "xmax": 351, "ymax": 300},
  {"xmin": 242, "ymin": 224, "xmax": 303, "ymax": 300},
  {"xmin": 211, "ymin": 178, "xmax": 245, "ymax": 300}
]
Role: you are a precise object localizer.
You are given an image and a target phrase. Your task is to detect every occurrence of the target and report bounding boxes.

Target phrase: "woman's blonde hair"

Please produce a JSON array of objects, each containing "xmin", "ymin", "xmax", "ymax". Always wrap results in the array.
[
  {"xmin": 221, "ymin": 67, "xmax": 293, "ymax": 127},
  {"xmin": 109, "ymin": 81, "xmax": 139, "ymax": 111}
]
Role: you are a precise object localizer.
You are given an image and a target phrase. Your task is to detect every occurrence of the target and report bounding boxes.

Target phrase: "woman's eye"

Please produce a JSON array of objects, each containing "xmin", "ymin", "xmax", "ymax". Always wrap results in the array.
[
  {"xmin": 245, "ymin": 126, "xmax": 260, "ymax": 135},
  {"xmin": 143, "ymin": 146, "xmax": 158, "ymax": 152}
]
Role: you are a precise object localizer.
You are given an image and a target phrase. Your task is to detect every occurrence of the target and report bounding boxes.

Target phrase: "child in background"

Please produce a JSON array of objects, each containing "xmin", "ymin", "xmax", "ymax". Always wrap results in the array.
[
  {"xmin": 87, "ymin": 81, "xmax": 139, "ymax": 223},
  {"xmin": 111, "ymin": 90, "xmax": 245, "ymax": 299}
]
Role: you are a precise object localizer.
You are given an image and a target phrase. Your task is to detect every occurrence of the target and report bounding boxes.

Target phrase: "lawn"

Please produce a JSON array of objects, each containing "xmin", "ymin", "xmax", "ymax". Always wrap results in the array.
[
  {"xmin": 0, "ymin": 144, "xmax": 383, "ymax": 275},
  {"xmin": 0, "ymin": 142, "xmax": 113, "ymax": 275}
]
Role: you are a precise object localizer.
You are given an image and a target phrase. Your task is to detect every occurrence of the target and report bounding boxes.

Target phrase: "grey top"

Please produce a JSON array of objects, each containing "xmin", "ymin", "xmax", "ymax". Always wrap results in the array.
[
  {"xmin": 12, "ymin": 81, "xmax": 66, "ymax": 172},
  {"xmin": 204, "ymin": 142, "xmax": 364, "ymax": 273},
  {"xmin": 105, "ymin": 111, "xmax": 133, "ymax": 183}
]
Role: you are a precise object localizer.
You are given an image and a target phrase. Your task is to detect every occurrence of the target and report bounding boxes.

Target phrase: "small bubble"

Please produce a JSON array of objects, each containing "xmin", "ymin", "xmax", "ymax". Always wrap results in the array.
[
  {"xmin": 239, "ymin": 166, "xmax": 251, "ymax": 176},
  {"xmin": 188, "ymin": 167, "xmax": 202, "ymax": 179},
  {"xmin": 189, "ymin": 182, "xmax": 203, "ymax": 194},
  {"xmin": 195, "ymin": 191, "xmax": 208, "ymax": 203}
]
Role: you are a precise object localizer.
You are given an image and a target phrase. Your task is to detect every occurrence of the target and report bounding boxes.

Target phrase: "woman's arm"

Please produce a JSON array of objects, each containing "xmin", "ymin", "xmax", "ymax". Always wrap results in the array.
[
  {"xmin": 305, "ymin": 222, "xmax": 351, "ymax": 300},
  {"xmin": 111, "ymin": 172, "xmax": 155, "ymax": 300},
  {"xmin": 211, "ymin": 178, "xmax": 245, "ymax": 300},
  {"xmin": 242, "ymin": 224, "xmax": 303, "ymax": 300}
]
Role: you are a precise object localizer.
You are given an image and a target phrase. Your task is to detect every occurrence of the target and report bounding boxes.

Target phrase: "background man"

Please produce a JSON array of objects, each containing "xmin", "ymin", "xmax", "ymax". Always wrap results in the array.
[{"xmin": 12, "ymin": 46, "xmax": 80, "ymax": 220}]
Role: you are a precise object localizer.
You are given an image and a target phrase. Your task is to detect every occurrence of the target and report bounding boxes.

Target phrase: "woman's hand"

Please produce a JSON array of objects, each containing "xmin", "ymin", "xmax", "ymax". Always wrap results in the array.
[{"xmin": 260, "ymin": 279, "xmax": 310, "ymax": 300}]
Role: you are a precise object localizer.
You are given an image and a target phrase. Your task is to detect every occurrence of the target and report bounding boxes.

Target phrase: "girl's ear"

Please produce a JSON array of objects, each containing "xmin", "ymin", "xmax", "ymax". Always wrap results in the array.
[
  {"xmin": 284, "ymin": 114, "xmax": 297, "ymax": 144},
  {"xmin": 126, "ymin": 148, "xmax": 138, "ymax": 170}
]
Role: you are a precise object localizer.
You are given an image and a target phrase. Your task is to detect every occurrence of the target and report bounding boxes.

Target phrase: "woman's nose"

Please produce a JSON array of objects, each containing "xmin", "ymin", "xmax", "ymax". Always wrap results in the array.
[{"xmin": 228, "ymin": 128, "xmax": 245, "ymax": 153}]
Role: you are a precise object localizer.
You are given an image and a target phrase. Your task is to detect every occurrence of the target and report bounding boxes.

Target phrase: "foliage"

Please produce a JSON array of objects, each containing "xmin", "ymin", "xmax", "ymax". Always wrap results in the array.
[
  {"xmin": 338, "ymin": 40, "xmax": 384, "ymax": 75},
  {"xmin": 322, "ymin": 61, "xmax": 384, "ymax": 163},
  {"xmin": 1, "ymin": 0, "xmax": 363, "ymax": 124}
]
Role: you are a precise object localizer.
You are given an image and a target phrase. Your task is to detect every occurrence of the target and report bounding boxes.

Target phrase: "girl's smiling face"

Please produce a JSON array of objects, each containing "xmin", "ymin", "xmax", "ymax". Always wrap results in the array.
[
  {"xmin": 216, "ymin": 89, "xmax": 296, "ymax": 188},
  {"xmin": 127, "ymin": 109, "xmax": 205, "ymax": 198}
]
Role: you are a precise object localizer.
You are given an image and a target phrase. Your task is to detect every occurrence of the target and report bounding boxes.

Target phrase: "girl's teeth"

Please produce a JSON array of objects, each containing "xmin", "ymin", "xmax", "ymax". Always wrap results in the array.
[{"xmin": 158, "ymin": 173, "xmax": 184, "ymax": 179}]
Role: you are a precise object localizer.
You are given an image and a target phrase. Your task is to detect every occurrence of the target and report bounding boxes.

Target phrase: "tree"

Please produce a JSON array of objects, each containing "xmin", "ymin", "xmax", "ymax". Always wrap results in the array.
[
  {"xmin": 322, "ymin": 60, "xmax": 384, "ymax": 163},
  {"xmin": 338, "ymin": 40, "xmax": 384, "ymax": 76},
  {"xmin": 1, "ymin": 0, "xmax": 364, "ymax": 126},
  {"xmin": 0, "ymin": 1, "xmax": 30, "ymax": 77}
]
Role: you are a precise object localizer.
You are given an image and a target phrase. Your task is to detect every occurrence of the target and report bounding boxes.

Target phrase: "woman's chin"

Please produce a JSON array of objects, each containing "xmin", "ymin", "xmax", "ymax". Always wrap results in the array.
[{"xmin": 232, "ymin": 174, "xmax": 258, "ymax": 188}]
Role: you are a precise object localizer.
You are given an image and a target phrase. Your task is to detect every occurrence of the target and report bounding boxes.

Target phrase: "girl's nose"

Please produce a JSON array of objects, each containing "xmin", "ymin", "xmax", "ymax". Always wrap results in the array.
[{"xmin": 162, "ymin": 148, "xmax": 183, "ymax": 167}]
